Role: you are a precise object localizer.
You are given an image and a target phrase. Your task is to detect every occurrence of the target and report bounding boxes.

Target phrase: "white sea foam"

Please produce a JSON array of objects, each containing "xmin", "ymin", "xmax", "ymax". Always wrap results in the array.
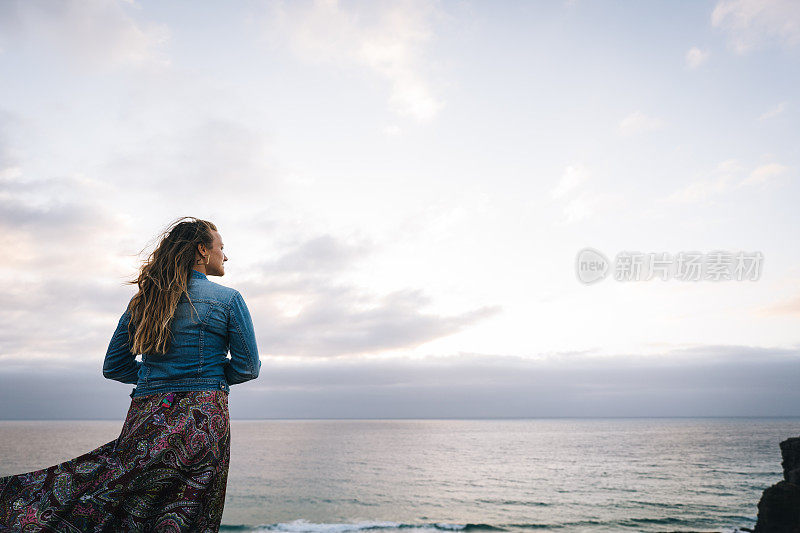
[{"xmin": 241, "ymin": 520, "xmax": 467, "ymax": 533}]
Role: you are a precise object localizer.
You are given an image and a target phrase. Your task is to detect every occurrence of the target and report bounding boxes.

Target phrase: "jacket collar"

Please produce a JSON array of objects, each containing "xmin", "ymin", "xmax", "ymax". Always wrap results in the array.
[{"xmin": 190, "ymin": 269, "xmax": 208, "ymax": 280}]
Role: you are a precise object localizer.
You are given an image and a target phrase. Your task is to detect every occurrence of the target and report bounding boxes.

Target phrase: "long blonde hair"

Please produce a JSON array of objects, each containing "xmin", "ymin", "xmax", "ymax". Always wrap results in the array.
[{"xmin": 125, "ymin": 216, "xmax": 217, "ymax": 355}]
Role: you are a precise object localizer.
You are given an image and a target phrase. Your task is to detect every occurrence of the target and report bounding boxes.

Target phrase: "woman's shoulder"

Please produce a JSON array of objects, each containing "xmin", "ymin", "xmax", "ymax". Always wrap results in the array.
[{"xmin": 189, "ymin": 277, "xmax": 241, "ymax": 306}]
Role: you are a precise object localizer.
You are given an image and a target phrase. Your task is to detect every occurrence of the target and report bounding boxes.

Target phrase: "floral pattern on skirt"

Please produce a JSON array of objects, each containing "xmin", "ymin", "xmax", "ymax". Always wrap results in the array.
[{"xmin": 0, "ymin": 390, "xmax": 230, "ymax": 532}]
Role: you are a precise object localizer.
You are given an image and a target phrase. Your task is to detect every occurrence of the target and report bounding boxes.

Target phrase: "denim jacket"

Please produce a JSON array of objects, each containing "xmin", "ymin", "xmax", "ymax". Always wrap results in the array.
[{"xmin": 103, "ymin": 269, "xmax": 261, "ymax": 397}]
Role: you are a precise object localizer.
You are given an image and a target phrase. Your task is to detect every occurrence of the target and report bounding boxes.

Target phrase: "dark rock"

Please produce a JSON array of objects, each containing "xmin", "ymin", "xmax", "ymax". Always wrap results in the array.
[
  {"xmin": 782, "ymin": 437, "xmax": 800, "ymax": 485},
  {"xmin": 754, "ymin": 436, "xmax": 800, "ymax": 532},
  {"xmin": 754, "ymin": 481, "xmax": 800, "ymax": 532}
]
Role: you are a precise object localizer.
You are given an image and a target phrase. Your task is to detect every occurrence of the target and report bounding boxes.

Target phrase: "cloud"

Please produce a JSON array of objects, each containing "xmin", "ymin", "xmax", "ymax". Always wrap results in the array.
[
  {"xmin": 99, "ymin": 117, "xmax": 276, "ymax": 210},
  {"xmin": 0, "ymin": 217, "xmax": 500, "ymax": 362},
  {"xmin": 0, "ymin": 278, "xmax": 128, "ymax": 360},
  {"xmin": 2, "ymin": 345, "xmax": 799, "ymax": 418},
  {"xmin": 685, "ymin": 46, "xmax": 710, "ymax": 68},
  {"xmin": 665, "ymin": 163, "xmax": 738, "ymax": 203},
  {"xmin": 0, "ymin": 113, "xmax": 144, "ymax": 361},
  {"xmin": 0, "ymin": 171, "xmax": 134, "ymax": 360},
  {"xmin": 1, "ymin": 105, "xmax": 494, "ymax": 364},
  {"xmin": 550, "ymin": 164, "xmax": 589, "ymax": 200},
  {"xmin": 712, "ymin": 0, "xmax": 800, "ymax": 53},
  {"xmin": 0, "ymin": 0, "xmax": 170, "ymax": 70},
  {"xmin": 0, "ymin": 174, "xmax": 113, "ymax": 238},
  {"xmin": 550, "ymin": 163, "xmax": 623, "ymax": 223},
  {"xmin": 260, "ymin": 0, "xmax": 445, "ymax": 121},
  {"xmin": 737, "ymin": 162, "xmax": 789, "ymax": 186},
  {"xmin": 563, "ymin": 192, "xmax": 621, "ymax": 223},
  {"xmin": 238, "ymin": 234, "xmax": 501, "ymax": 358},
  {"xmin": 757, "ymin": 293, "xmax": 800, "ymax": 317},
  {"xmin": 271, "ymin": 234, "xmax": 374, "ymax": 274},
  {"xmin": 384, "ymin": 124, "xmax": 402, "ymax": 136},
  {"xmin": 759, "ymin": 101, "xmax": 788, "ymax": 120},
  {"xmin": 0, "ymin": 110, "xmax": 23, "ymax": 180},
  {"xmin": 665, "ymin": 159, "xmax": 789, "ymax": 203},
  {"xmin": 0, "ymin": 146, "xmax": 131, "ymax": 278},
  {"xmin": 0, "ymin": 195, "xmax": 499, "ymax": 361},
  {"xmin": 618, "ymin": 111, "xmax": 664, "ymax": 135}
]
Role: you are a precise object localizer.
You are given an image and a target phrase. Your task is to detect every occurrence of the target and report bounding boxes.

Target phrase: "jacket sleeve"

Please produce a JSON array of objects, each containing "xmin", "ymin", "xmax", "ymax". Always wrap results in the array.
[
  {"xmin": 103, "ymin": 305, "xmax": 141, "ymax": 384},
  {"xmin": 224, "ymin": 290, "xmax": 261, "ymax": 385}
]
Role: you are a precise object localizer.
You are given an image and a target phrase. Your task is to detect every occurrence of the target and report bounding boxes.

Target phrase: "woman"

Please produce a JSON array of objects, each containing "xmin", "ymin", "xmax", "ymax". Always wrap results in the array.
[{"xmin": 0, "ymin": 216, "xmax": 261, "ymax": 532}]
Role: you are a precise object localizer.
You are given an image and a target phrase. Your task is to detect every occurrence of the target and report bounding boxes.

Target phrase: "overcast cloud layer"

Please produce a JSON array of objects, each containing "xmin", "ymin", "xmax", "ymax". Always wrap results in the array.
[{"xmin": 1, "ymin": 0, "xmax": 798, "ymax": 418}]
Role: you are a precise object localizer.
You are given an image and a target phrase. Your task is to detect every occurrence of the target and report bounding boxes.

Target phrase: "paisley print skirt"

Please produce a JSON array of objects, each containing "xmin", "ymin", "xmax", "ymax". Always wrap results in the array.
[{"xmin": 0, "ymin": 390, "xmax": 230, "ymax": 532}]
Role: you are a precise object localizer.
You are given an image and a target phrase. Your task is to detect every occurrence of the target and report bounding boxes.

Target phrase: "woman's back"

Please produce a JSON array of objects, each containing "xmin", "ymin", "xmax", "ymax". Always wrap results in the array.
[{"xmin": 104, "ymin": 268, "xmax": 260, "ymax": 398}]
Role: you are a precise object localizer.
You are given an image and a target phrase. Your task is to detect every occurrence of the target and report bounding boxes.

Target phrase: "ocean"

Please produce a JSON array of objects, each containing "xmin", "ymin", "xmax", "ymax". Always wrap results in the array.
[{"xmin": 1, "ymin": 418, "xmax": 798, "ymax": 532}]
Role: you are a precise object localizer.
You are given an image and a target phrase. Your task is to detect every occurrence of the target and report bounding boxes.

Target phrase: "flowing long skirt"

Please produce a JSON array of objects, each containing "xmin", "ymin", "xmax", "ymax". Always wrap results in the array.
[{"xmin": 0, "ymin": 390, "xmax": 230, "ymax": 532}]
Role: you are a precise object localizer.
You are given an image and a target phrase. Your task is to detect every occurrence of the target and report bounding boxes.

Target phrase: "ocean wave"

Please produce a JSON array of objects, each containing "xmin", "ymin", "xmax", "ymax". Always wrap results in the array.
[
  {"xmin": 219, "ymin": 517, "xmax": 756, "ymax": 533},
  {"xmin": 220, "ymin": 520, "xmax": 507, "ymax": 533}
]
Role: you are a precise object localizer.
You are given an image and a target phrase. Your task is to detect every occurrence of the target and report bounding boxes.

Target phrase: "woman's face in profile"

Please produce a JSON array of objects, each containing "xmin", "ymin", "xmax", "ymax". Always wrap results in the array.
[{"xmin": 204, "ymin": 230, "xmax": 228, "ymax": 276}]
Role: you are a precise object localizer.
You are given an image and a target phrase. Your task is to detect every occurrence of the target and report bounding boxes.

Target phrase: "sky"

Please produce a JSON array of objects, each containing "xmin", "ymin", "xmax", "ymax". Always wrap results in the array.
[{"xmin": 0, "ymin": 0, "xmax": 798, "ymax": 419}]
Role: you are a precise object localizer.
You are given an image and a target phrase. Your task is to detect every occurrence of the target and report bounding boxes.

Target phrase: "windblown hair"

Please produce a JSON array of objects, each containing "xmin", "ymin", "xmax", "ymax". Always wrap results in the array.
[{"xmin": 125, "ymin": 217, "xmax": 217, "ymax": 355}]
